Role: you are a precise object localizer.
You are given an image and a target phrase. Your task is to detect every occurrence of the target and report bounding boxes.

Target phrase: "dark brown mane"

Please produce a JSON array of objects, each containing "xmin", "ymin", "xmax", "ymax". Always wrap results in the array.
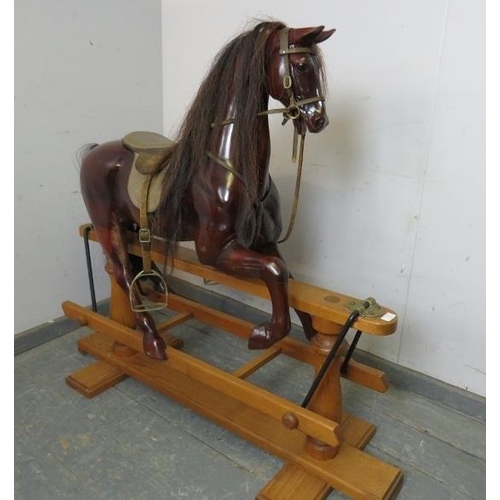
[{"xmin": 153, "ymin": 20, "xmax": 286, "ymax": 252}]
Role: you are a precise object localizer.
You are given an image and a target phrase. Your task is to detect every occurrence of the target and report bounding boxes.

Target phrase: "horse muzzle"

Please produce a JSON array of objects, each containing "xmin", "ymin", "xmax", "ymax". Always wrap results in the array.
[
  {"xmin": 299, "ymin": 107, "xmax": 329, "ymax": 134},
  {"xmin": 308, "ymin": 113, "xmax": 329, "ymax": 133},
  {"xmin": 296, "ymin": 99, "xmax": 329, "ymax": 133}
]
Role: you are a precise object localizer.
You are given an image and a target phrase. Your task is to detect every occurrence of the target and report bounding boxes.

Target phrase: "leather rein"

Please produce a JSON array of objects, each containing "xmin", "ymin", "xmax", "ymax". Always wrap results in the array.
[{"xmin": 209, "ymin": 27, "xmax": 325, "ymax": 243}]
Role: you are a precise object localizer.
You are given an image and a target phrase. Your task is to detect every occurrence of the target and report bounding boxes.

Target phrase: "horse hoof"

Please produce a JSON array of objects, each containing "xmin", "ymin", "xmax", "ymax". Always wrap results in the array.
[
  {"xmin": 143, "ymin": 336, "xmax": 167, "ymax": 360},
  {"xmin": 248, "ymin": 323, "xmax": 285, "ymax": 350}
]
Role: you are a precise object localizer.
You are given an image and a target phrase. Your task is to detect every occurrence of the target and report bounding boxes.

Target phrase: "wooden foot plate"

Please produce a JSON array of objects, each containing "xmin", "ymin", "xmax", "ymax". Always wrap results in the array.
[
  {"xmin": 257, "ymin": 463, "xmax": 332, "ymax": 500},
  {"xmin": 257, "ymin": 413, "xmax": 379, "ymax": 500},
  {"xmin": 66, "ymin": 360, "xmax": 127, "ymax": 398}
]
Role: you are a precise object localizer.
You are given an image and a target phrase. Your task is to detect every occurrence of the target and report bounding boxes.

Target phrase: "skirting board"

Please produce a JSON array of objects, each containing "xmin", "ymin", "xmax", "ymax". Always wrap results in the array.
[{"xmin": 14, "ymin": 301, "xmax": 109, "ymax": 356}]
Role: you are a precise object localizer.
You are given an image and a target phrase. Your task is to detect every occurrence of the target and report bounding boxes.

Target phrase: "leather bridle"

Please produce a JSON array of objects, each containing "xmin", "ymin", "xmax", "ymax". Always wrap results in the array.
[{"xmin": 259, "ymin": 27, "xmax": 325, "ymax": 125}]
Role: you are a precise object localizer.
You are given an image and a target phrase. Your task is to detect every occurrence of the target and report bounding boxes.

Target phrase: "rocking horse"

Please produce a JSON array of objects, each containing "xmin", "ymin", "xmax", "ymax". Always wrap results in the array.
[
  {"xmin": 65, "ymin": 21, "xmax": 404, "ymax": 499},
  {"xmin": 79, "ymin": 21, "xmax": 334, "ymax": 360}
]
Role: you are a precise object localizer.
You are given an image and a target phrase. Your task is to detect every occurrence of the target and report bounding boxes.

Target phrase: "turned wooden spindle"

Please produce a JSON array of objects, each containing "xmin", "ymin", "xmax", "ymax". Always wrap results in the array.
[{"xmin": 304, "ymin": 317, "xmax": 348, "ymax": 460}]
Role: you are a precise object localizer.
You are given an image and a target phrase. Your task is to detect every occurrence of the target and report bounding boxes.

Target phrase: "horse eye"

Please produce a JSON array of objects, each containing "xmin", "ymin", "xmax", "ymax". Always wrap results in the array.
[{"xmin": 296, "ymin": 62, "xmax": 310, "ymax": 72}]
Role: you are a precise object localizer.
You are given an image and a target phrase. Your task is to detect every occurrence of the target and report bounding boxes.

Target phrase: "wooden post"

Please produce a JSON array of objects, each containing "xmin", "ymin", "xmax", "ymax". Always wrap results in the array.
[
  {"xmin": 304, "ymin": 317, "xmax": 348, "ymax": 460},
  {"xmin": 105, "ymin": 261, "xmax": 137, "ymax": 357}
]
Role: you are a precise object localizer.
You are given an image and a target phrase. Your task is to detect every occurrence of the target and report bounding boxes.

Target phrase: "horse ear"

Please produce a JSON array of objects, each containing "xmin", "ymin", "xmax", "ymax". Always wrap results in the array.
[
  {"xmin": 289, "ymin": 26, "xmax": 335, "ymax": 46},
  {"xmin": 315, "ymin": 28, "xmax": 336, "ymax": 44}
]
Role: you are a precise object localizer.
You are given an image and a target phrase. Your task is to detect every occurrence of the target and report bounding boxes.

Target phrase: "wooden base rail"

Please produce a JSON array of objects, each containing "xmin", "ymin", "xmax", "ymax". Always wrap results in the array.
[{"xmin": 62, "ymin": 225, "xmax": 404, "ymax": 499}]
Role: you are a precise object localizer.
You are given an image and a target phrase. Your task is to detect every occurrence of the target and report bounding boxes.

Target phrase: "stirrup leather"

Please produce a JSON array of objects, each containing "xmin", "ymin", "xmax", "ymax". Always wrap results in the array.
[{"xmin": 129, "ymin": 174, "xmax": 168, "ymax": 312}]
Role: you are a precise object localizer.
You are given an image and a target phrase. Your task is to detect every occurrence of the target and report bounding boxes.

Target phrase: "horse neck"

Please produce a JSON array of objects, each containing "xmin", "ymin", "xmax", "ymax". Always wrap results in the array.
[{"xmin": 214, "ymin": 90, "xmax": 271, "ymax": 198}]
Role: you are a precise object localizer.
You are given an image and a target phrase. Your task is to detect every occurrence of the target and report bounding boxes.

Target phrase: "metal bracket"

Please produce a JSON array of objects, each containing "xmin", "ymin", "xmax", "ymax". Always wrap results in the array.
[{"xmin": 345, "ymin": 297, "xmax": 384, "ymax": 318}]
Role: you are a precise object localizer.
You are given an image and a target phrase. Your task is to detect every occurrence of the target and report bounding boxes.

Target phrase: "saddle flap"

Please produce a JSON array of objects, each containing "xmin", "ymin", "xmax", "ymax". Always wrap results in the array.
[{"xmin": 123, "ymin": 131, "xmax": 176, "ymax": 175}]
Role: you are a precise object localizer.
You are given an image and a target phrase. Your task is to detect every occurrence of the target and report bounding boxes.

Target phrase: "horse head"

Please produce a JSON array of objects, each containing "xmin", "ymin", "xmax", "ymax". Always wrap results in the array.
[{"xmin": 266, "ymin": 26, "xmax": 335, "ymax": 134}]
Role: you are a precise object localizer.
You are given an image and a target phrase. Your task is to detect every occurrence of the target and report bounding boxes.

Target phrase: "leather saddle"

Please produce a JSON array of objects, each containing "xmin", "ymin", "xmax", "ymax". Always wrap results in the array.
[
  {"xmin": 123, "ymin": 131, "xmax": 175, "ymax": 175},
  {"xmin": 123, "ymin": 131, "xmax": 175, "ymax": 212}
]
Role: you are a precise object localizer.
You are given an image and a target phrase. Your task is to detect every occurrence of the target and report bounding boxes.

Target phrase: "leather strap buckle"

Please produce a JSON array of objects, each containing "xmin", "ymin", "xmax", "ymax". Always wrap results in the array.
[{"xmin": 138, "ymin": 228, "xmax": 151, "ymax": 244}]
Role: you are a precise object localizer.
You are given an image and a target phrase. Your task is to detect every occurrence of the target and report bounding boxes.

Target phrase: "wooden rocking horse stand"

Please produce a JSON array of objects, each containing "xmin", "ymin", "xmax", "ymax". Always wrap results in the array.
[
  {"xmin": 63, "ymin": 225, "xmax": 403, "ymax": 500},
  {"xmin": 66, "ymin": 21, "xmax": 403, "ymax": 499}
]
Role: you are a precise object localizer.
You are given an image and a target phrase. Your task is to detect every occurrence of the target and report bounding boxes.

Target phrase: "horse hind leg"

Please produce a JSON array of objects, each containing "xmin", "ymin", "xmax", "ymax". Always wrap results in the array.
[{"xmin": 94, "ymin": 221, "xmax": 167, "ymax": 360}]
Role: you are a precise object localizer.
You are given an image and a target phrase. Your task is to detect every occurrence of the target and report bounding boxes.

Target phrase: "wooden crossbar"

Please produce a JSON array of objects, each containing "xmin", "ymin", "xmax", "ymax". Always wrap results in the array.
[
  {"xmin": 79, "ymin": 225, "xmax": 398, "ymax": 337},
  {"xmin": 156, "ymin": 312, "xmax": 193, "ymax": 333},
  {"xmin": 232, "ymin": 345, "xmax": 282, "ymax": 379}
]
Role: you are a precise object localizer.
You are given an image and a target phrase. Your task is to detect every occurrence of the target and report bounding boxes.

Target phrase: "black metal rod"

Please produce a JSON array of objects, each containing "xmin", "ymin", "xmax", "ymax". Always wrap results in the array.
[
  {"xmin": 301, "ymin": 310, "xmax": 360, "ymax": 409},
  {"xmin": 340, "ymin": 330, "xmax": 363, "ymax": 374},
  {"xmin": 83, "ymin": 224, "xmax": 97, "ymax": 313}
]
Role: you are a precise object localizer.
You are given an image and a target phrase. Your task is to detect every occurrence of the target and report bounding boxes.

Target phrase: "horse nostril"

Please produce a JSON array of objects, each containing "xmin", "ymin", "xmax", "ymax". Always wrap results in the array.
[{"xmin": 313, "ymin": 116, "xmax": 325, "ymax": 130}]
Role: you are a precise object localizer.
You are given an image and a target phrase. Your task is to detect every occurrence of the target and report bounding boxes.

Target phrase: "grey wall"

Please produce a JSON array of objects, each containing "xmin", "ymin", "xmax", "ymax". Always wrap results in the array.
[
  {"xmin": 162, "ymin": 0, "xmax": 485, "ymax": 396},
  {"xmin": 15, "ymin": 0, "xmax": 163, "ymax": 333}
]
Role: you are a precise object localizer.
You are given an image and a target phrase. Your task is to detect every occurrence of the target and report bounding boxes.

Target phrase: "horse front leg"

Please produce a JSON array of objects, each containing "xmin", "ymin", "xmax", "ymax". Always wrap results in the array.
[
  {"xmin": 200, "ymin": 240, "xmax": 291, "ymax": 349},
  {"xmin": 259, "ymin": 243, "xmax": 317, "ymax": 341}
]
